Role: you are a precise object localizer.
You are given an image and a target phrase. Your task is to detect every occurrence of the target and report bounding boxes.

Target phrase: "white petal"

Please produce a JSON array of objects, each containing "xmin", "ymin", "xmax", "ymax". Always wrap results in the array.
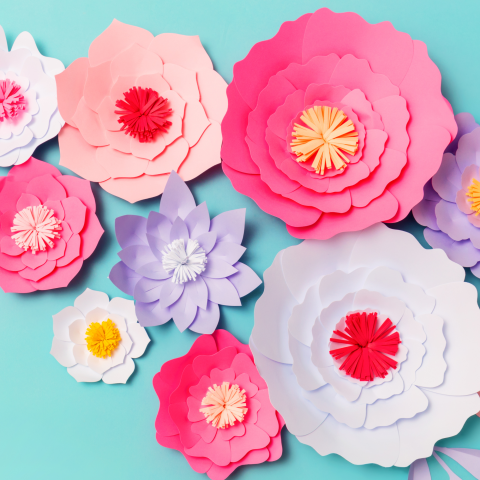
[
  {"xmin": 311, "ymin": 319, "xmax": 334, "ymax": 368},
  {"xmin": 108, "ymin": 312, "xmax": 127, "ymax": 332},
  {"xmin": 317, "ymin": 365, "xmax": 361, "ymax": 402},
  {"xmin": 108, "ymin": 297, "xmax": 137, "ymax": 324},
  {"xmin": 119, "ymin": 330, "xmax": 133, "ymax": 355},
  {"xmin": 74, "ymin": 289, "xmax": 110, "ymax": 317},
  {"xmin": 73, "ymin": 344, "xmax": 89, "ymax": 366},
  {"xmin": 28, "ymin": 96, "xmax": 57, "ymax": 138},
  {"xmin": 358, "ymin": 371, "xmax": 404, "ymax": 404},
  {"xmin": 87, "ymin": 353, "xmax": 113, "ymax": 375},
  {"xmin": 85, "ymin": 307, "xmax": 109, "ymax": 326},
  {"xmin": 102, "ymin": 357, "xmax": 135, "ymax": 384},
  {"xmin": 290, "ymin": 336, "xmax": 326, "ymax": 391},
  {"xmin": 396, "ymin": 308, "xmax": 426, "ymax": 343},
  {"xmin": 50, "ymin": 338, "xmax": 76, "ymax": 367},
  {"xmin": 53, "ymin": 306, "xmax": 84, "ymax": 341},
  {"xmin": 395, "ymin": 389, "xmax": 480, "ymax": 467},
  {"xmin": 399, "ymin": 335, "xmax": 425, "ymax": 391},
  {"xmin": 67, "ymin": 364, "xmax": 102, "ymax": 383},
  {"xmin": 319, "ymin": 292, "xmax": 354, "ymax": 332},
  {"xmin": 127, "ymin": 324, "xmax": 150, "ymax": 358},
  {"xmin": 68, "ymin": 319, "xmax": 87, "ymax": 345},
  {"xmin": 0, "ymin": 147, "xmax": 20, "ymax": 166},
  {"xmin": 353, "ymin": 289, "xmax": 405, "ymax": 325},
  {"xmin": 111, "ymin": 344, "xmax": 126, "ymax": 368},
  {"xmin": 0, "ymin": 25, "xmax": 6, "ymax": 51}
]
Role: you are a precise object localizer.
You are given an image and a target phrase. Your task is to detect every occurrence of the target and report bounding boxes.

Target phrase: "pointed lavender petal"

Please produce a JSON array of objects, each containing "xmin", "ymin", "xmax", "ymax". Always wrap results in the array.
[
  {"xmin": 159, "ymin": 171, "xmax": 196, "ymax": 222},
  {"xmin": 170, "ymin": 292, "xmax": 198, "ymax": 332},
  {"xmin": 133, "ymin": 277, "xmax": 166, "ymax": 303},
  {"xmin": 118, "ymin": 245, "xmax": 158, "ymax": 272},
  {"xmin": 146, "ymin": 233, "xmax": 168, "ymax": 261},
  {"xmin": 407, "ymin": 458, "xmax": 431, "ymax": 480},
  {"xmin": 184, "ymin": 276, "xmax": 208, "ymax": 310},
  {"xmin": 136, "ymin": 261, "xmax": 172, "ymax": 280},
  {"xmin": 208, "ymin": 241, "xmax": 246, "ymax": 265},
  {"xmin": 210, "ymin": 208, "xmax": 245, "ymax": 244},
  {"xmin": 435, "ymin": 447, "xmax": 480, "ymax": 477},
  {"xmin": 189, "ymin": 301, "xmax": 220, "ymax": 334},
  {"xmin": 228, "ymin": 262, "xmax": 262, "ymax": 297},
  {"xmin": 109, "ymin": 261, "xmax": 141, "ymax": 296},
  {"xmin": 196, "ymin": 231, "xmax": 217, "ymax": 253},
  {"xmin": 203, "ymin": 277, "xmax": 241, "ymax": 306},
  {"xmin": 185, "ymin": 202, "xmax": 211, "ymax": 239},
  {"xmin": 115, "ymin": 215, "xmax": 148, "ymax": 248},
  {"xmin": 170, "ymin": 217, "xmax": 190, "ymax": 243},
  {"xmin": 202, "ymin": 258, "xmax": 238, "ymax": 279},
  {"xmin": 147, "ymin": 211, "xmax": 172, "ymax": 243},
  {"xmin": 136, "ymin": 300, "xmax": 172, "ymax": 327},
  {"xmin": 446, "ymin": 113, "xmax": 480, "ymax": 154},
  {"xmin": 160, "ymin": 281, "xmax": 184, "ymax": 308}
]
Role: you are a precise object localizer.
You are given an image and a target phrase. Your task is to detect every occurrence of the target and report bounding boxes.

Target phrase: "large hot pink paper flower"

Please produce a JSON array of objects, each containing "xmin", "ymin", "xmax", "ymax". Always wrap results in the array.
[
  {"xmin": 0, "ymin": 158, "xmax": 103, "ymax": 293},
  {"xmin": 154, "ymin": 329, "xmax": 284, "ymax": 480},
  {"xmin": 221, "ymin": 8, "xmax": 457, "ymax": 239},
  {"xmin": 56, "ymin": 20, "xmax": 227, "ymax": 203}
]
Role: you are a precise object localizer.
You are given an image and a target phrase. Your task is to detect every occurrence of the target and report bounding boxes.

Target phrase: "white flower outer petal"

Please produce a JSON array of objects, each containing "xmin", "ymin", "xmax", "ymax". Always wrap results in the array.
[
  {"xmin": 108, "ymin": 297, "xmax": 138, "ymax": 324},
  {"xmin": 102, "ymin": 357, "xmax": 135, "ymax": 384},
  {"xmin": 69, "ymin": 319, "xmax": 87, "ymax": 345},
  {"xmin": 127, "ymin": 323, "xmax": 150, "ymax": 358},
  {"xmin": 53, "ymin": 306, "xmax": 84, "ymax": 341},
  {"xmin": 67, "ymin": 364, "xmax": 102, "ymax": 383},
  {"xmin": 50, "ymin": 339, "xmax": 76, "ymax": 367},
  {"xmin": 290, "ymin": 335, "xmax": 326, "ymax": 391},
  {"xmin": 74, "ymin": 288, "xmax": 110, "ymax": 317}
]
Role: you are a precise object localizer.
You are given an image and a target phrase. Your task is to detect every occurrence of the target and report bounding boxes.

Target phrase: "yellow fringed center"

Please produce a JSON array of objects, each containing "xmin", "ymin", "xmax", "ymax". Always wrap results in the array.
[
  {"xmin": 85, "ymin": 319, "xmax": 121, "ymax": 359},
  {"xmin": 290, "ymin": 106, "xmax": 359, "ymax": 175},
  {"xmin": 467, "ymin": 178, "xmax": 480, "ymax": 215}
]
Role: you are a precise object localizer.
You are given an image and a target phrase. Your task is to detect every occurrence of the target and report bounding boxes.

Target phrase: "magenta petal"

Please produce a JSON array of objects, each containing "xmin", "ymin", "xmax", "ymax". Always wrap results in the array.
[
  {"xmin": 0, "ymin": 179, "xmax": 28, "ymax": 212},
  {"xmin": 61, "ymin": 222, "xmax": 73, "ymax": 243},
  {"xmin": 22, "ymin": 251, "xmax": 48, "ymax": 270},
  {"xmin": 267, "ymin": 89, "xmax": 305, "ymax": 140},
  {"xmin": 160, "ymin": 281, "xmax": 185, "ymax": 308},
  {"xmin": 170, "ymin": 293, "xmax": 197, "ymax": 332},
  {"xmin": 183, "ymin": 277, "xmax": 208, "ymax": 310},
  {"xmin": 217, "ymin": 421, "xmax": 245, "ymax": 442},
  {"xmin": 192, "ymin": 347, "xmax": 237, "ymax": 379},
  {"xmin": 188, "ymin": 302, "xmax": 220, "ymax": 335},
  {"xmin": 191, "ymin": 420, "xmax": 217, "ymax": 444},
  {"xmin": 44, "ymin": 200, "xmax": 65, "ymax": 221},
  {"xmin": 16, "ymin": 193, "xmax": 41, "ymax": 212},
  {"xmin": 169, "ymin": 402, "xmax": 201, "ymax": 449},
  {"xmin": 0, "ymin": 236, "xmax": 24, "ymax": 256},
  {"xmin": 56, "ymin": 234, "xmax": 81, "ymax": 267},
  {"xmin": 115, "ymin": 215, "xmax": 148, "ymax": 248},
  {"xmin": 134, "ymin": 277, "xmax": 167, "ymax": 303},
  {"xmin": 231, "ymin": 353, "xmax": 268, "ymax": 390},
  {"xmin": 187, "ymin": 396, "xmax": 205, "ymax": 422},
  {"xmin": 210, "ymin": 367, "xmax": 236, "ymax": 385},
  {"xmin": 80, "ymin": 212, "xmax": 103, "ymax": 260},
  {"xmin": 0, "ymin": 267, "xmax": 35, "ymax": 293},
  {"xmin": 118, "ymin": 245, "xmax": 158, "ymax": 272},
  {"xmin": 61, "ymin": 197, "xmax": 87, "ymax": 234},
  {"xmin": 109, "ymin": 261, "xmax": 141, "ymax": 296},
  {"xmin": 190, "ymin": 375, "xmax": 216, "ymax": 401},
  {"xmin": 159, "ymin": 171, "xmax": 196, "ymax": 222},
  {"xmin": 230, "ymin": 423, "xmax": 270, "ymax": 463},
  {"xmin": 19, "ymin": 260, "xmax": 56, "ymax": 282},
  {"xmin": 185, "ymin": 202, "xmax": 210, "ymax": 239},
  {"xmin": 33, "ymin": 257, "xmax": 83, "ymax": 290},
  {"xmin": 0, "ymin": 252, "xmax": 26, "ymax": 272},
  {"xmin": 185, "ymin": 435, "xmax": 231, "ymax": 467},
  {"xmin": 206, "ymin": 450, "xmax": 269, "ymax": 480},
  {"xmin": 203, "ymin": 277, "xmax": 241, "ymax": 306},
  {"xmin": 254, "ymin": 390, "xmax": 280, "ymax": 437},
  {"xmin": 208, "ymin": 242, "xmax": 246, "ymax": 265},
  {"xmin": 56, "ymin": 175, "xmax": 97, "ymax": 213},
  {"xmin": 228, "ymin": 262, "xmax": 262, "ymax": 298},
  {"xmin": 9, "ymin": 158, "xmax": 61, "ymax": 183},
  {"xmin": 170, "ymin": 217, "xmax": 189, "ymax": 244},
  {"xmin": 135, "ymin": 300, "xmax": 172, "ymax": 327},
  {"xmin": 202, "ymin": 258, "xmax": 238, "ymax": 279},
  {"xmin": 26, "ymin": 174, "xmax": 67, "ymax": 203},
  {"xmin": 304, "ymin": 83, "xmax": 351, "ymax": 106},
  {"xmin": 210, "ymin": 209, "xmax": 245, "ymax": 245},
  {"xmin": 234, "ymin": 372, "xmax": 259, "ymax": 398},
  {"xmin": 285, "ymin": 186, "xmax": 351, "ymax": 213}
]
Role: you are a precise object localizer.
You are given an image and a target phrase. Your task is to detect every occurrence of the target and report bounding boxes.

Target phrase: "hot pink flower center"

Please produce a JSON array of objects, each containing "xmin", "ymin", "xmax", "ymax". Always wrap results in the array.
[
  {"xmin": 0, "ymin": 79, "xmax": 27, "ymax": 122},
  {"xmin": 115, "ymin": 86, "xmax": 172, "ymax": 143},
  {"xmin": 11, "ymin": 205, "xmax": 62, "ymax": 254},
  {"xmin": 329, "ymin": 311, "xmax": 401, "ymax": 382}
]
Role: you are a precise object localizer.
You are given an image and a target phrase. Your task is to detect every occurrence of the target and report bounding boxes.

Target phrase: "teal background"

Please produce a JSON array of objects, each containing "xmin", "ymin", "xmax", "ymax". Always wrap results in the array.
[{"xmin": 1, "ymin": 0, "xmax": 480, "ymax": 478}]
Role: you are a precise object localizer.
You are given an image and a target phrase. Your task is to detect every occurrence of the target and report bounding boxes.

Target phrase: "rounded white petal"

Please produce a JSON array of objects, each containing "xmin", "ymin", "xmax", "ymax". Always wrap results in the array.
[
  {"xmin": 119, "ymin": 330, "xmax": 133, "ymax": 355},
  {"xmin": 74, "ymin": 289, "xmax": 110, "ymax": 317},
  {"xmin": 111, "ymin": 344, "xmax": 126, "ymax": 368},
  {"xmin": 102, "ymin": 357, "xmax": 135, "ymax": 384},
  {"xmin": 290, "ymin": 336, "xmax": 326, "ymax": 391},
  {"xmin": 310, "ymin": 319, "xmax": 334, "ymax": 369},
  {"xmin": 357, "ymin": 371, "xmax": 404, "ymax": 404},
  {"xmin": 53, "ymin": 306, "xmax": 84, "ymax": 341},
  {"xmin": 67, "ymin": 364, "xmax": 102, "ymax": 383},
  {"xmin": 50, "ymin": 338, "xmax": 76, "ymax": 367},
  {"xmin": 68, "ymin": 319, "xmax": 87, "ymax": 345},
  {"xmin": 87, "ymin": 353, "xmax": 113, "ymax": 375},
  {"xmin": 127, "ymin": 324, "xmax": 150, "ymax": 358},
  {"xmin": 108, "ymin": 312, "xmax": 127, "ymax": 332},
  {"xmin": 319, "ymin": 292, "xmax": 354, "ymax": 332},
  {"xmin": 85, "ymin": 307, "xmax": 109, "ymax": 326},
  {"xmin": 108, "ymin": 297, "xmax": 137, "ymax": 324},
  {"xmin": 318, "ymin": 267, "xmax": 369, "ymax": 308},
  {"xmin": 317, "ymin": 365, "xmax": 361, "ymax": 402},
  {"xmin": 73, "ymin": 344, "xmax": 89, "ymax": 366},
  {"xmin": 353, "ymin": 289, "xmax": 405, "ymax": 325}
]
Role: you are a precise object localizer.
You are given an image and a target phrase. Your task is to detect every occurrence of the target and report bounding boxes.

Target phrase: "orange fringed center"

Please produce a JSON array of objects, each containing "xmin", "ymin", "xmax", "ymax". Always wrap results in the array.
[
  {"xmin": 290, "ymin": 106, "xmax": 359, "ymax": 175},
  {"xmin": 85, "ymin": 319, "xmax": 121, "ymax": 359},
  {"xmin": 467, "ymin": 178, "xmax": 480, "ymax": 215},
  {"xmin": 199, "ymin": 382, "xmax": 248, "ymax": 429}
]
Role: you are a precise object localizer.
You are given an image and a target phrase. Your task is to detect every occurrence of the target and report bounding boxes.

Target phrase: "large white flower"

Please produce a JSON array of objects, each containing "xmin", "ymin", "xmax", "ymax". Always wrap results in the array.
[
  {"xmin": 250, "ymin": 223, "xmax": 480, "ymax": 467},
  {"xmin": 51, "ymin": 289, "xmax": 150, "ymax": 384},
  {"xmin": 0, "ymin": 26, "xmax": 64, "ymax": 166}
]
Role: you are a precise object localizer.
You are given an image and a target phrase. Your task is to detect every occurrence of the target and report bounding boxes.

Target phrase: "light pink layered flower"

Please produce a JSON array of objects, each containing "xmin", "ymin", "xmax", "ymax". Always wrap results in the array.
[{"xmin": 56, "ymin": 20, "xmax": 227, "ymax": 203}]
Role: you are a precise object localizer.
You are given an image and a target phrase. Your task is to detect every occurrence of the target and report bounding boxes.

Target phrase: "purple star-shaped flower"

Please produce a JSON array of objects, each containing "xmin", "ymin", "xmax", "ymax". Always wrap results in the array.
[{"xmin": 109, "ymin": 172, "xmax": 262, "ymax": 333}]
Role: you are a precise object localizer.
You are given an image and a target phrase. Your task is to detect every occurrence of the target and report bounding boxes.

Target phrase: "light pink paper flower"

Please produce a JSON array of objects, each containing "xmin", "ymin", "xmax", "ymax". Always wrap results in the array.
[
  {"xmin": 221, "ymin": 8, "xmax": 457, "ymax": 239},
  {"xmin": 56, "ymin": 20, "xmax": 227, "ymax": 203},
  {"xmin": 0, "ymin": 158, "xmax": 103, "ymax": 293}
]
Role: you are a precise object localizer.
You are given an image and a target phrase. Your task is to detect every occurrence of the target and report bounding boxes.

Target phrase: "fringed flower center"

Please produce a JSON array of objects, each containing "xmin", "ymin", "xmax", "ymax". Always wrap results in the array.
[
  {"xmin": 85, "ymin": 319, "xmax": 121, "ymax": 359},
  {"xmin": 115, "ymin": 86, "xmax": 172, "ymax": 143},
  {"xmin": 162, "ymin": 239, "xmax": 207, "ymax": 284},
  {"xmin": 329, "ymin": 311, "xmax": 401, "ymax": 381},
  {"xmin": 11, "ymin": 205, "xmax": 62, "ymax": 254},
  {"xmin": 466, "ymin": 178, "xmax": 480, "ymax": 215},
  {"xmin": 291, "ymin": 106, "xmax": 359, "ymax": 175},
  {"xmin": 200, "ymin": 382, "xmax": 248, "ymax": 429},
  {"xmin": 0, "ymin": 79, "xmax": 27, "ymax": 121}
]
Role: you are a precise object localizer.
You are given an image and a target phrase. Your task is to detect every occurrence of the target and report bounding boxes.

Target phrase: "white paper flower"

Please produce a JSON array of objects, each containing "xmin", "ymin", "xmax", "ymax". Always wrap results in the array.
[
  {"xmin": 0, "ymin": 26, "xmax": 65, "ymax": 166},
  {"xmin": 250, "ymin": 223, "xmax": 480, "ymax": 467},
  {"xmin": 51, "ymin": 288, "xmax": 150, "ymax": 384}
]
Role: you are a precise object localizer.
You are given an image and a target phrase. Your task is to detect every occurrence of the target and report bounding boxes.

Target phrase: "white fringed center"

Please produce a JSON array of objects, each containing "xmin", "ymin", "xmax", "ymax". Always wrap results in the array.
[{"xmin": 162, "ymin": 238, "xmax": 207, "ymax": 284}]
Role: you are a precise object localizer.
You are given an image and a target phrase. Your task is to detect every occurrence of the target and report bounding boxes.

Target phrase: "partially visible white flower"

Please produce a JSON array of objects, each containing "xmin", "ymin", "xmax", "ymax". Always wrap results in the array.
[
  {"xmin": 51, "ymin": 289, "xmax": 150, "ymax": 384},
  {"xmin": 0, "ymin": 26, "xmax": 64, "ymax": 166}
]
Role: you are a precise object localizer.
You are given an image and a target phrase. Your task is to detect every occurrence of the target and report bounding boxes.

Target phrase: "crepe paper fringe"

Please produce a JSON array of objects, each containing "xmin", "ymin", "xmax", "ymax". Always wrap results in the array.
[
  {"xmin": 200, "ymin": 382, "xmax": 248, "ymax": 429},
  {"xmin": 291, "ymin": 106, "xmax": 359, "ymax": 175},
  {"xmin": 162, "ymin": 238, "xmax": 208, "ymax": 284},
  {"xmin": 85, "ymin": 319, "xmax": 121, "ymax": 359},
  {"xmin": 115, "ymin": 86, "xmax": 172, "ymax": 143},
  {"xmin": 466, "ymin": 178, "xmax": 480, "ymax": 215},
  {"xmin": 329, "ymin": 311, "xmax": 401, "ymax": 382},
  {"xmin": 0, "ymin": 79, "xmax": 27, "ymax": 121},
  {"xmin": 11, "ymin": 205, "xmax": 62, "ymax": 254}
]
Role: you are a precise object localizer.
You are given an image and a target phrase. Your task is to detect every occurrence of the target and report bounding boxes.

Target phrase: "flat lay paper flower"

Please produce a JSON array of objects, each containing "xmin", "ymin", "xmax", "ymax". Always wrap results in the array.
[
  {"xmin": 221, "ymin": 8, "xmax": 457, "ymax": 239},
  {"xmin": 109, "ymin": 171, "xmax": 261, "ymax": 333},
  {"xmin": 56, "ymin": 19, "xmax": 227, "ymax": 203},
  {"xmin": 250, "ymin": 223, "xmax": 480, "ymax": 467},
  {"xmin": 413, "ymin": 112, "xmax": 480, "ymax": 278},
  {"xmin": 51, "ymin": 289, "xmax": 150, "ymax": 383},
  {"xmin": 0, "ymin": 26, "xmax": 65, "ymax": 167},
  {"xmin": 154, "ymin": 329, "xmax": 284, "ymax": 480},
  {"xmin": 0, "ymin": 158, "xmax": 103, "ymax": 293}
]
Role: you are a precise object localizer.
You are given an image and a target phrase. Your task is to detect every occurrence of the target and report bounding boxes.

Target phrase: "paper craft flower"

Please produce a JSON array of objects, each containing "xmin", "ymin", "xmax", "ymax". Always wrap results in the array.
[
  {"xmin": 0, "ymin": 158, "xmax": 103, "ymax": 293},
  {"xmin": 109, "ymin": 171, "xmax": 261, "ymax": 333},
  {"xmin": 250, "ymin": 223, "xmax": 480, "ymax": 467},
  {"xmin": 413, "ymin": 112, "xmax": 480, "ymax": 278},
  {"xmin": 221, "ymin": 8, "xmax": 457, "ymax": 240},
  {"xmin": 0, "ymin": 26, "xmax": 65, "ymax": 167},
  {"xmin": 154, "ymin": 329, "xmax": 284, "ymax": 480},
  {"xmin": 56, "ymin": 19, "xmax": 227, "ymax": 203},
  {"xmin": 51, "ymin": 289, "xmax": 150, "ymax": 383}
]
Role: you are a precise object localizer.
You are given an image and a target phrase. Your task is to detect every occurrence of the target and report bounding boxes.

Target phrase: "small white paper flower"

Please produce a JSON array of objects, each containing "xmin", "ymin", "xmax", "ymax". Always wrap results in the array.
[
  {"xmin": 51, "ymin": 288, "xmax": 150, "ymax": 384},
  {"xmin": 0, "ymin": 26, "xmax": 65, "ymax": 166}
]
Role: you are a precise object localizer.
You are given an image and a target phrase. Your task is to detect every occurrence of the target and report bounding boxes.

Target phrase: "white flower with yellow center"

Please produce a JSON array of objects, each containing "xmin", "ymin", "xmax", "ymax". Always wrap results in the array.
[{"xmin": 50, "ymin": 288, "xmax": 150, "ymax": 383}]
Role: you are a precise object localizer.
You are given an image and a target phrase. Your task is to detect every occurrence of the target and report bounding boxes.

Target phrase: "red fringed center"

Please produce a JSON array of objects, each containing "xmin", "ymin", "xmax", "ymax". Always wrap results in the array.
[
  {"xmin": 329, "ymin": 311, "xmax": 401, "ymax": 382},
  {"xmin": 0, "ymin": 79, "xmax": 27, "ymax": 121},
  {"xmin": 115, "ymin": 86, "xmax": 172, "ymax": 143}
]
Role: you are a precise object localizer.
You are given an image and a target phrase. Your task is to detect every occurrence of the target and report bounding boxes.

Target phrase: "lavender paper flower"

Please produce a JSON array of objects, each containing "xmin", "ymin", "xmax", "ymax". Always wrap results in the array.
[
  {"xmin": 109, "ymin": 172, "xmax": 262, "ymax": 333},
  {"xmin": 413, "ymin": 113, "xmax": 480, "ymax": 277}
]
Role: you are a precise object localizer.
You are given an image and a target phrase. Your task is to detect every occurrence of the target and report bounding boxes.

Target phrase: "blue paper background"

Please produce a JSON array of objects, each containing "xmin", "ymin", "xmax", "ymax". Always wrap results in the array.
[{"xmin": 1, "ymin": 1, "xmax": 480, "ymax": 478}]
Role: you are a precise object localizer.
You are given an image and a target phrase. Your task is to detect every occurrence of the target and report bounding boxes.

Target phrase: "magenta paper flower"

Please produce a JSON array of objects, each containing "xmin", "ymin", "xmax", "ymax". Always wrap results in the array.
[
  {"xmin": 413, "ymin": 113, "xmax": 480, "ymax": 278},
  {"xmin": 154, "ymin": 329, "xmax": 284, "ymax": 480},
  {"xmin": 56, "ymin": 20, "xmax": 227, "ymax": 203},
  {"xmin": 221, "ymin": 8, "xmax": 457, "ymax": 240},
  {"xmin": 0, "ymin": 158, "xmax": 103, "ymax": 293},
  {"xmin": 109, "ymin": 171, "xmax": 261, "ymax": 333}
]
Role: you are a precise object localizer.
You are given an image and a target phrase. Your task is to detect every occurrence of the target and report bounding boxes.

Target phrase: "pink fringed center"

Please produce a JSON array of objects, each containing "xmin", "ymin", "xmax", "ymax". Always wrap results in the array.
[
  {"xmin": 115, "ymin": 86, "xmax": 172, "ymax": 143},
  {"xmin": 199, "ymin": 382, "xmax": 248, "ymax": 429},
  {"xmin": 329, "ymin": 311, "xmax": 401, "ymax": 382},
  {"xmin": 0, "ymin": 79, "xmax": 27, "ymax": 121},
  {"xmin": 11, "ymin": 205, "xmax": 62, "ymax": 254}
]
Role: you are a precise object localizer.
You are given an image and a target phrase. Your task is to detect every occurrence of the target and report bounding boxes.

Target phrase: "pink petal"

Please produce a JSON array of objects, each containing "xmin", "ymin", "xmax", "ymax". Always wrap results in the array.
[
  {"xmin": 47, "ymin": 238, "xmax": 66, "ymax": 261},
  {"xmin": 210, "ymin": 367, "xmax": 236, "ymax": 385},
  {"xmin": 100, "ymin": 174, "xmax": 169, "ymax": 203},
  {"xmin": 44, "ymin": 200, "xmax": 65, "ymax": 221},
  {"xmin": 9, "ymin": 158, "xmax": 61, "ymax": 183},
  {"xmin": 163, "ymin": 63, "xmax": 199, "ymax": 103},
  {"xmin": 105, "ymin": 130, "xmax": 132, "ymax": 154},
  {"xmin": 146, "ymin": 137, "xmax": 189, "ymax": 176},
  {"xmin": 0, "ymin": 267, "xmax": 35, "ymax": 293},
  {"xmin": 192, "ymin": 346, "xmax": 237, "ymax": 379},
  {"xmin": 60, "ymin": 222, "xmax": 73, "ymax": 243},
  {"xmin": 189, "ymin": 375, "xmax": 215, "ymax": 401},
  {"xmin": 230, "ymin": 423, "xmax": 270, "ymax": 462},
  {"xmin": 135, "ymin": 73, "xmax": 170, "ymax": 95},
  {"xmin": 96, "ymin": 146, "xmax": 149, "ymax": 178},
  {"xmin": 19, "ymin": 259, "xmax": 55, "ymax": 281},
  {"xmin": 26, "ymin": 174, "xmax": 67, "ymax": 203},
  {"xmin": 206, "ymin": 449, "xmax": 269, "ymax": 480},
  {"xmin": 32, "ymin": 256, "xmax": 83, "ymax": 290},
  {"xmin": 304, "ymin": 83, "xmax": 351, "ymax": 106},
  {"xmin": 187, "ymin": 396, "xmax": 205, "ymax": 422},
  {"xmin": 21, "ymin": 251, "xmax": 47, "ymax": 269},
  {"xmin": 285, "ymin": 186, "xmax": 351, "ymax": 213},
  {"xmin": 162, "ymin": 90, "xmax": 186, "ymax": 119},
  {"xmin": 0, "ymin": 236, "xmax": 23, "ymax": 256},
  {"xmin": 109, "ymin": 75, "xmax": 137, "ymax": 106},
  {"xmin": 130, "ymin": 134, "xmax": 166, "ymax": 161},
  {"xmin": 0, "ymin": 180, "xmax": 28, "ymax": 212},
  {"xmin": 97, "ymin": 96, "xmax": 120, "ymax": 131},
  {"xmin": 0, "ymin": 210, "xmax": 17, "ymax": 236},
  {"xmin": 161, "ymin": 113, "xmax": 183, "ymax": 147},
  {"xmin": 216, "ymin": 421, "xmax": 245, "ymax": 442},
  {"xmin": 358, "ymin": 129, "xmax": 388, "ymax": 174},
  {"xmin": 182, "ymin": 102, "xmax": 210, "ymax": 148},
  {"xmin": 267, "ymin": 90, "xmax": 305, "ymax": 141},
  {"xmin": 197, "ymin": 70, "xmax": 228, "ymax": 124},
  {"xmin": 56, "ymin": 176, "xmax": 96, "ymax": 214},
  {"xmin": 71, "ymin": 98, "xmax": 108, "ymax": 147},
  {"xmin": 56, "ymin": 234, "xmax": 81, "ymax": 267},
  {"xmin": 16, "ymin": 193, "xmax": 41, "ymax": 212},
  {"xmin": 80, "ymin": 211, "xmax": 103, "ymax": 260},
  {"xmin": 153, "ymin": 374, "xmax": 180, "ymax": 436},
  {"xmin": 110, "ymin": 43, "xmax": 163, "ymax": 82},
  {"xmin": 340, "ymin": 89, "xmax": 384, "ymax": 130},
  {"xmin": 191, "ymin": 420, "xmax": 217, "ymax": 444},
  {"xmin": 243, "ymin": 398, "xmax": 261, "ymax": 425},
  {"xmin": 230, "ymin": 352, "xmax": 266, "ymax": 388},
  {"xmin": 84, "ymin": 61, "xmax": 113, "ymax": 112},
  {"xmin": 212, "ymin": 330, "xmax": 253, "ymax": 360},
  {"xmin": 61, "ymin": 197, "xmax": 86, "ymax": 234},
  {"xmin": 233, "ymin": 372, "xmax": 259, "ymax": 398},
  {"xmin": 0, "ymin": 252, "xmax": 25, "ymax": 271},
  {"xmin": 170, "ymin": 363, "xmax": 200, "ymax": 405},
  {"xmin": 267, "ymin": 413, "xmax": 285, "ymax": 462},
  {"xmin": 185, "ymin": 435, "xmax": 231, "ymax": 467},
  {"xmin": 254, "ymin": 390, "xmax": 280, "ymax": 437}
]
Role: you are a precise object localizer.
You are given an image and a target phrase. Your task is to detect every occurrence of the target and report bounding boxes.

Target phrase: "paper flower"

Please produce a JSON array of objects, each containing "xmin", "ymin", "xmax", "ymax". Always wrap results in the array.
[
  {"xmin": 109, "ymin": 171, "xmax": 261, "ymax": 333},
  {"xmin": 250, "ymin": 223, "xmax": 480, "ymax": 467},
  {"xmin": 154, "ymin": 329, "xmax": 284, "ymax": 480},
  {"xmin": 0, "ymin": 158, "xmax": 103, "ymax": 293},
  {"xmin": 51, "ymin": 288, "xmax": 150, "ymax": 383},
  {"xmin": 56, "ymin": 19, "xmax": 227, "ymax": 203},
  {"xmin": 221, "ymin": 8, "xmax": 457, "ymax": 240},
  {"xmin": 413, "ymin": 112, "xmax": 480, "ymax": 278},
  {"xmin": 0, "ymin": 26, "xmax": 65, "ymax": 167}
]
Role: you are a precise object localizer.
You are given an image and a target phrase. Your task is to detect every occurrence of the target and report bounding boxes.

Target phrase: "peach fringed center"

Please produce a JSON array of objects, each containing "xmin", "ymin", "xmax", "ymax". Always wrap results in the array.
[
  {"xmin": 0, "ymin": 79, "xmax": 27, "ymax": 121},
  {"xmin": 291, "ymin": 106, "xmax": 359, "ymax": 175},
  {"xmin": 85, "ymin": 319, "xmax": 121, "ymax": 359},
  {"xmin": 200, "ymin": 382, "xmax": 248, "ymax": 429},
  {"xmin": 11, "ymin": 205, "xmax": 62, "ymax": 254},
  {"xmin": 466, "ymin": 178, "xmax": 480, "ymax": 215}
]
